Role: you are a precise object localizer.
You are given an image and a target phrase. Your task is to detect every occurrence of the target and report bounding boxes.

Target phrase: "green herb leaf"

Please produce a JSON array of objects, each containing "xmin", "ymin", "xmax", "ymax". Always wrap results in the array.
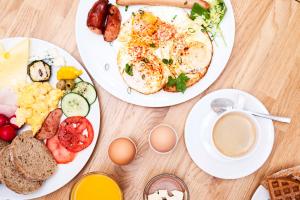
[
  {"xmin": 125, "ymin": 5, "xmax": 129, "ymax": 11},
  {"xmin": 190, "ymin": 3, "xmax": 210, "ymax": 20},
  {"xmin": 162, "ymin": 59, "xmax": 169, "ymax": 65},
  {"xmin": 125, "ymin": 64, "xmax": 133, "ymax": 76},
  {"xmin": 167, "ymin": 73, "xmax": 190, "ymax": 93},
  {"xmin": 162, "ymin": 59, "xmax": 173, "ymax": 65},
  {"xmin": 150, "ymin": 43, "xmax": 156, "ymax": 48}
]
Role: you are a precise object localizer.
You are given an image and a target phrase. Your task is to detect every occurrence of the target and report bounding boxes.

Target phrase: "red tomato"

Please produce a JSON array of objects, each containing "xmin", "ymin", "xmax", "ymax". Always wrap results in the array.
[
  {"xmin": 0, "ymin": 124, "xmax": 17, "ymax": 142},
  {"xmin": 58, "ymin": 116, "xmax": 94, "ymax": 153},
  {"xmin": 46, "ymin": 135, "xmax": 76, "ymax": 164},
  {"xmin": 0, "ymin": 114, "xmax": 9, "ymax": 127}
]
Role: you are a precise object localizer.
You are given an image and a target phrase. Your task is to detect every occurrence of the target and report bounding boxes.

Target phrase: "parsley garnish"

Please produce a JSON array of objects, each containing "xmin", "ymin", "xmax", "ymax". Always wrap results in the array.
[
  {"xmin": 167, "ymin": 73, "xmax": 190, "ymax": 93},
  {"xmin": 125, "ymin": 5, "xmax": 129, "ymax": 11},
  {"xmin": 150, "ymin": 43, "xmax": 156, "ymax": 48},
  {"xmin": 162, "ymin": 58, "xmax": 173, "ymax": 65},
  {"xmin": 125, "ymin": 64, "xmax": 133, "ymax": 76}
]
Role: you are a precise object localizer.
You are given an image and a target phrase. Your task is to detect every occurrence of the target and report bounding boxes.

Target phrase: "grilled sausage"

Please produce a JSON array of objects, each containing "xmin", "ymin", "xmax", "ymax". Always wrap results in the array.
[
  {"xmin": 87, "ymin": 0, "xmax": 109, "ymax": 35},
  {"xmin": 116, "ymin": 0, "xmax": 210, "ymax": 9},
  {"xmin": 35, "ymin": 108, "xmax": 63, "ymax": 140},
  {"xmin": 103, "ymin": 4, "xmax": 122, "ymax": 42}
]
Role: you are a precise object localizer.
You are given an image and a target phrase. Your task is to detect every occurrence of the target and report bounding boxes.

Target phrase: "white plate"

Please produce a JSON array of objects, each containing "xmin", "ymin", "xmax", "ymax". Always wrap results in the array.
[
  {"xmin": 184, "ymin": 89, "xmax": 274, "ymax": 179},
  {"xmin": 0, "ymin": 38, "xmax": 100, "ymax": 200},
  {"xmin": 75, "ymin": 0, "xmax": 235, "ymax": 107},
  {"xmin": 251, "ymin": 185, "xmax": 270, "ymax": 200}
]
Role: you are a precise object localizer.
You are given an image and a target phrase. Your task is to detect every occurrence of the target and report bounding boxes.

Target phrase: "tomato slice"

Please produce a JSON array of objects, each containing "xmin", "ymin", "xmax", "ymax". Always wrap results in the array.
[
  {"xmin": 46, "ymin": 135, "xmax": 76, "ymax": 164},
  {"xmin": 58, "ymin": 116, "xmax": 94, "ymax": 153}
]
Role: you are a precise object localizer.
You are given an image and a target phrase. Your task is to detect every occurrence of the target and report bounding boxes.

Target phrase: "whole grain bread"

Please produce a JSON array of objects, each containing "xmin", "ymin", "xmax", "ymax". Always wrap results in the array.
[
  {"xmin": 11, "ymin": 131, "xmax": 57, "ymax": 181},
  {"xmin": 0, "ymin": 139, "xmax": 9, "ymax": 151},
  {"xmin": 261, "ymin": 166, "xmax": 300, "ymax": 189},
  {"xmin": 0, "ymin": 139, "xmax": 9, "ymax": 184},
  {"xmin": 0, "ymin": 146, "xmax": 42, "ymax": 194}
]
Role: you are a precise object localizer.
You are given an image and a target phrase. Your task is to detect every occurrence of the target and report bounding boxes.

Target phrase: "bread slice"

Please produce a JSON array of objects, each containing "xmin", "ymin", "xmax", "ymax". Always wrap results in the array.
[
  {"xmin": 0, "ymin": 139, "xmax": 9, "ymax": 151},
  {"xmin": 0, "ymin": 146, "xmax": 42, "ymax": 194},
  {"xmin": 261, "ymin": 166, "xmax": 300, "ymax": 189},
  {"xmin": 11, "ymin": 131, "xmax": 57, "ymax": 181}
]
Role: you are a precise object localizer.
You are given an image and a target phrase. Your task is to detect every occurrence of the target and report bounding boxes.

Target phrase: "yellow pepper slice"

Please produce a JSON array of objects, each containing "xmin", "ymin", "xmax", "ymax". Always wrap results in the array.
[{"xmin": 57, "ymin": 66, "xmax": 83, "ymax": 80}]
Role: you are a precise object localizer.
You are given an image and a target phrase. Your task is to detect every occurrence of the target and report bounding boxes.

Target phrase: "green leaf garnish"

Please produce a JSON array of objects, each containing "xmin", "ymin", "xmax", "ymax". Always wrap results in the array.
[
  {"xmin": 162, "ymin": 59, "xmax": 173, "ymax": 65},
  {"xmin": 167, "ymin": 73, "xmax": 190, "ymax": 93},
  {"xmin": 125, "ymin": 64, "xmax": 133, "ymax": 76},
  {"xmin": 125, "ymin": 5, "xmax": 129, "ymax": 11},
  {"xmin": 190, "ymin": 3, "xmax": 210, "ymax": 20},
  {"xmin": 150, "ymin": 43, "xmax": 156, "ymax": 48}
]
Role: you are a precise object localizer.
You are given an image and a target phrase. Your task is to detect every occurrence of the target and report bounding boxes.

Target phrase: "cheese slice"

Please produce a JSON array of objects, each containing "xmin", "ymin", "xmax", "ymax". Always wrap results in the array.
[{"xmin": 0, "ymin": 39, "xmax": 29, "ymax": 89}]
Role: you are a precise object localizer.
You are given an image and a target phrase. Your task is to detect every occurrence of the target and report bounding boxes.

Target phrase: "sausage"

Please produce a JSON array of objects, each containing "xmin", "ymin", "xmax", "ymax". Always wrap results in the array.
[
  {"xmin": 103, "ymin": 4, "xmax": 122, "ymax": 42},
  {"xmin": 116, "ymin": 0, "xmax": 210, "ymax": 9},
  {"xmin": 87, "ymin": 0, "xmax": 109, "ymax": 35},
  {"xmin": 35, "ymin": 108, "xmax": 63, "ymax": 140}
]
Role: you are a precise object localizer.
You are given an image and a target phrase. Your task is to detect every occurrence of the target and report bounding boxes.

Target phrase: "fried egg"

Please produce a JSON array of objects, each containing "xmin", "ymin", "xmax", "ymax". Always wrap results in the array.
[
  {"xmin": 117, "ymin": 9, "xmax": 213, "ymax": 94},
  {"xmin": 117, "ymin": 46, "xmax": 169, "ymax": 94}
]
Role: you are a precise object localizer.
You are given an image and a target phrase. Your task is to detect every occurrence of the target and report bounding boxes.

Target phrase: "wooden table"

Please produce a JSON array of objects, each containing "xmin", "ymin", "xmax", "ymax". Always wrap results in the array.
[{"xmin": 0, "ymin": 0, "xmax": 299, "ymax": 199}]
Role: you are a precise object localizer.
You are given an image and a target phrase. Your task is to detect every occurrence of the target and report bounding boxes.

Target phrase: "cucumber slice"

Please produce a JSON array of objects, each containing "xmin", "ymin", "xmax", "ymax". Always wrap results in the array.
[
  {"xmin": 61, "ymin": 92, "xmax": 90, "ymax": 117},
  {"xmin": 74, "ymin": 77, "xmax": 83, "ymax": 83},
  {"xmin": 72, "ymin": 82, "xmax": 97, "ymax": 105}
]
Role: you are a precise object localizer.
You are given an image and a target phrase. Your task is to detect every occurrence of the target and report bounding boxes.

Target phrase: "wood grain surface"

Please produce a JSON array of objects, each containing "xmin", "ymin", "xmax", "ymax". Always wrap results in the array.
[{"xmin": 0, "ymin": 0, "xmax": 299, "ymax": 199}]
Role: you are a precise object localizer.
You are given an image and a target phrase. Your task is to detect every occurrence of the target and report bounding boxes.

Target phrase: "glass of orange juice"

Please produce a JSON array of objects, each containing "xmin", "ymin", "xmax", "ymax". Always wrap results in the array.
[{"xmin": 70, "ymin": 172, "xmax": 123, "ymax": 200}]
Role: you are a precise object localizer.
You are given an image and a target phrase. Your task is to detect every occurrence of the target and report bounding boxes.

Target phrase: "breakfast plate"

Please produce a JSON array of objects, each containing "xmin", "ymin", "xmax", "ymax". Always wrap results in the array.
[
  {"xmin": 184, "ymin": 89, "xmax": 274, "ymax": 179},
  {"xmin": 75, "ymin": 0, "xmax": 235, "ymax": 107},
  {"xmin": 0, "ymin": 38, "xmax": 100, "ymax": 200}
]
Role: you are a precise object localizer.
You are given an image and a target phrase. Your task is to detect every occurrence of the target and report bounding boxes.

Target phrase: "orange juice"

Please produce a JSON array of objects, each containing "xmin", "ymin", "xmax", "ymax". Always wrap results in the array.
[{"xmin": 70, "ymin": 173, "xmax": 123, "ymax": 200}]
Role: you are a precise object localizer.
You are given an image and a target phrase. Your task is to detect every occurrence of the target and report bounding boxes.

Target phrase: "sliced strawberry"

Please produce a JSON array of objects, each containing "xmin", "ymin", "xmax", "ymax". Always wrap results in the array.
[{"xmin": 46, "ymin": 135, "xmax": 76, "ymax": 164}]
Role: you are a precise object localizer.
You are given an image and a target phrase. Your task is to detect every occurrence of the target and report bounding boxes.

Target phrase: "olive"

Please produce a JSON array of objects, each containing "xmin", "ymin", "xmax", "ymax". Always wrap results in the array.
[
  {"xmin": 65, "ymin": 80, "xmax": 75, "ymax": 90},
  {"xmin": 56, "ymin": 80, "xmax": 66, "ymax": 90}
]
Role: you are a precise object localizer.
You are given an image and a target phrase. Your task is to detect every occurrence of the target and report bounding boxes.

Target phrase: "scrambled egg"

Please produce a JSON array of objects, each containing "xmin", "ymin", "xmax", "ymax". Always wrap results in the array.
[{"xmin": 16, "ymin": 82, "xmax": 64, "ymax": 134}]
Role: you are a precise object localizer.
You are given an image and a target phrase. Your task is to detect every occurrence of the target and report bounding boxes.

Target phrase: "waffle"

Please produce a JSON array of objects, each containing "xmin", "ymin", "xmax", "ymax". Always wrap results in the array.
[{"xmin": 268, "ymin": 178, "xmax": 300, "ymax": 200}]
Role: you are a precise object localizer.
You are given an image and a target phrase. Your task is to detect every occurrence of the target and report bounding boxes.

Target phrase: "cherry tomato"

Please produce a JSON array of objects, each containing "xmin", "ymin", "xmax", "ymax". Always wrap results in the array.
[
  {"xmin": 0, "ymin": 124, "xmax": 17, "ymax": 142},
  {"xmin": 0, "ymin": 114, "xmax": 9, "ymax": 127},
  {"xmin": 58, "ymin": 116, "xmax": 94, "ymax": 153},
  {"xmin": 46, "ymin": 135, "xmax": 76, "ymax": 164}
]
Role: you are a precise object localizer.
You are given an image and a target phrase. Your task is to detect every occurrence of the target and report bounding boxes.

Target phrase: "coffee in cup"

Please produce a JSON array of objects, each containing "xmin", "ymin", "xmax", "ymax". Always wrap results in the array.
[{"xmin": 212, "ymin": 111, "xmax": 257, "ymax": 158}]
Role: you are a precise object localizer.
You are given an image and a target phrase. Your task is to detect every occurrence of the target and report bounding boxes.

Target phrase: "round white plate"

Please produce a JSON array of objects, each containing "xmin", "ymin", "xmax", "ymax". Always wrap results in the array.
[
  {"xmin": 76, "ymin": 0, "xmax": 235, "ymax": 107},
  {"xmin": 0, "ymin": 38, "xmax": 100, "ymax": 200},
  {"xmin": 251, "ymin": 185, "xmax": 270, "ymax": 200},
  {"xmin": 184, "ymin": 89, "xmax": 274, "ymax": 179}
]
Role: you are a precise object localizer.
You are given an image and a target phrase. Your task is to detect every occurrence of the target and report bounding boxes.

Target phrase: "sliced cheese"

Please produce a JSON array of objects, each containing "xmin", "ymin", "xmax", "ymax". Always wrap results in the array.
[{"xmin": 0, "ymin": 39, "xmax": 29, "ymax": 89}]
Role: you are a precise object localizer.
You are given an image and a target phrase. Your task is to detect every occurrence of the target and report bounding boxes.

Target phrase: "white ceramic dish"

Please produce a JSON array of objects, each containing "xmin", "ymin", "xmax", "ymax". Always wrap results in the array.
[
  {"xmin": 251, "ymin": 185, "xmax": 270, "ymax": 200},
  {"xmin": 75, "ymin": 0, "xmax": 235, "ymax": 107},
  {"xmin": 0, "ymin": 38, "xmax": 101, "ymax": 200},
  {"xmin": 184, "ymin": 89, "xmax": 274, "ymax": 179}
]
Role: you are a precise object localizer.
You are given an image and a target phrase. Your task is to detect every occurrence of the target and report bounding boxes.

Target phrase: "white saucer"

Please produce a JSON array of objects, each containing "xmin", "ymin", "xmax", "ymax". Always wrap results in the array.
[
  {"xmin": 184, "ymin": 89, "xmax": 274, "ymax": 179},
  {"xmin": 251, "ymin": 185, "xmax": 270, "ymax": 200}
]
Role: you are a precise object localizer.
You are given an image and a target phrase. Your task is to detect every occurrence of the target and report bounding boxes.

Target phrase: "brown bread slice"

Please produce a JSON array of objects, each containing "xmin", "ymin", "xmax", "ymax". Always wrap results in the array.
[
  {"xmin": 11, "ymin": 131, "xmax": 57, "ymax": 181},
  {"xmin": 0, "ymin": 139, "xmax": 9, "ymax": 151},
  {"xmin": 0, "ymin": 146, "xmax": 42, "ymax": 194},
  {"xmin": 0, "ymin": 139, "xmax": 9, "ymax": 184}
]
